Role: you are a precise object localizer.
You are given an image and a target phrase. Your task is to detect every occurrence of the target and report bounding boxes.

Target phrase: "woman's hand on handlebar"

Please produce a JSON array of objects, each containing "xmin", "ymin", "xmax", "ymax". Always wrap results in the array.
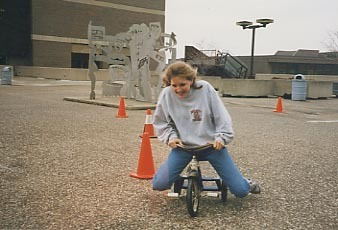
[
  {"xmin": 213, "ymin": 140, "xmax": 225, "ymax": 150},
  {"xmin": 168, "ymin": 138, "xmax": 183, "ymax": 149}
]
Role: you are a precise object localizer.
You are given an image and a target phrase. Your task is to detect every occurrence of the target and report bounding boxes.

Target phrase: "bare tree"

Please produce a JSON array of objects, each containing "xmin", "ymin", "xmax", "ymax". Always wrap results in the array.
[{"xmin": 324, "ymin": 31, "xmax": 338, "ymax": 52}]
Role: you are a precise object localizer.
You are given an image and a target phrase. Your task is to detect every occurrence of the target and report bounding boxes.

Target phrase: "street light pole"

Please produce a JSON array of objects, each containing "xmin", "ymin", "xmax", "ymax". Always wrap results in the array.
[
  {"xmin": 250, "ymin": 27, "xmax": 256, "ymax": 79},
  {"xmin": 236, "ymin": 19, "xmax": 274, "ymax": 79}
]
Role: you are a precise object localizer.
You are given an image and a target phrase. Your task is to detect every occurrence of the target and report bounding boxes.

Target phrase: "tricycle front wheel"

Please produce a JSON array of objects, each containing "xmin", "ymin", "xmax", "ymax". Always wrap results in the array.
[{"xmin": 186, "ymin": 177, "xmax": 200, "ymax": 217}]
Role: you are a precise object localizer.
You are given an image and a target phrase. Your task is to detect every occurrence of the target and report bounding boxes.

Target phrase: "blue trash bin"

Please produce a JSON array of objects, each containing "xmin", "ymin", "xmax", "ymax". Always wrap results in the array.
[
  {"xmin": 333, "ymin": 82, "xmax": 338, "ymax": 97},
  {"xmin": 292, "ymin": 74, "xmax": 307, "ymax": 101},
  {"xmin": 1, "ymin": 66, "xmax": 13, "ymax": 85}
]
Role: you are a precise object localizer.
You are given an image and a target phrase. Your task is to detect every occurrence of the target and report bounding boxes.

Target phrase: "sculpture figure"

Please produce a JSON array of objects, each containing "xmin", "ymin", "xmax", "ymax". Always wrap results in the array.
[
  {"xmin": 88, "ymin": 21, "xmax": 105, "ymax": 100},
  {"xmin": 87, "ymin": 21, "xmax": 177, "ymax": 103},
  {"xmin": 146, "ymin": 22, "xmax": 177, "ymax": 100},
  {"xmin": 128, "ymin": 23, "xmax": 152, "ymax": 102}
]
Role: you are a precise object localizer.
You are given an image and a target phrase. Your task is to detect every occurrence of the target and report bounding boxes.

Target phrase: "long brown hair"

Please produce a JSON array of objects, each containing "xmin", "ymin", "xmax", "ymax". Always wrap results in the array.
[{"xmin": 162, "ymin": 61, "xmax": 202, "ymax": 89}]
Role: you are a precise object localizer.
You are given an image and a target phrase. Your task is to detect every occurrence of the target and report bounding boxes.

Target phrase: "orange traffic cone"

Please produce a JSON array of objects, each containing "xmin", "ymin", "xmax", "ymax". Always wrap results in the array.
[
  {"xmin": 116, "ymin": 96, "xmax": 128, "ymax": 118},
  {"xmin": 130, "ymin": 132, "xmax": 156, "ymax": 179},
  {"xmin": 274, "ymin": 96, "xmax": 284, "ymax": 113},
  {"xmin": 140, "ymin": 109, "xmax": 156, "ymax": 138}
]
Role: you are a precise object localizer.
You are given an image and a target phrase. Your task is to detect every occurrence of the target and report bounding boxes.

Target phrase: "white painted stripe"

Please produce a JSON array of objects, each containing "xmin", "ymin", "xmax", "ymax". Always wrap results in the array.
[
  {"xmin": 32, "ymin": 34, "xmax": 111, "ymax": 46},
  {"xmin": 64, "ymin": 0, "xmax": 165, "ymax": 15},
  {"xmin": 307, "ymin": 120, "xmax": 338, "ymax": 123},
  {"xmin": 32, "ymin": 34, "xmax": 89, "ymax": 44},
  {"xmin": 145, "ymin": 115, "xmax": 153, "ymax": 124}
]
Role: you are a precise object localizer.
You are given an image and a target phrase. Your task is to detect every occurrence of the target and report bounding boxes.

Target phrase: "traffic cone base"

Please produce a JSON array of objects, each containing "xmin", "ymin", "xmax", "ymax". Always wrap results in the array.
[
  {"xmin": 130, "ymin": 132, "xmax": 156, "ymax": 179},
  {"xmin": 130, "ymin": 172, "xmax": 154, "ymax": 179},
  {"xmin": 116, "ymin": 96, "xmax": 128, "ymax": 118},
  {"xmin": 274, "ymin": 97, "xmax": 284, "ymax": 113}
]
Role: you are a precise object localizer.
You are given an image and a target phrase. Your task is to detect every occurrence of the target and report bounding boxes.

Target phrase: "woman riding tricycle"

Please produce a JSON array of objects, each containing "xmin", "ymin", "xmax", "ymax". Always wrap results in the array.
[{"xmin": 152, "ymin": 61, "xmax": 261, "ymax": 202}]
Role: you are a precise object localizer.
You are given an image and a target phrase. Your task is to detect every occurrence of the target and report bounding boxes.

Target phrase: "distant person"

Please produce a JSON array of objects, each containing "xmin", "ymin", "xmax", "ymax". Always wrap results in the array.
[{"xmin": 152, "ymin": 61, "xmax": 261, "ymax": 197}]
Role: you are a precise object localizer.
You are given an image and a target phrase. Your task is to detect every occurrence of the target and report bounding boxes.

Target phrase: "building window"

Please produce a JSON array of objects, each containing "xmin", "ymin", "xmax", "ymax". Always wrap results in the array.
[
  {"xmin": 0, "ymin": 54, "xmax": 7, "ymax": 65},
  {"xmin": 71, "ymin": 53, "xmax": 89, "ymax": 68},
  {"xmin": 272, "ymin": 62, "xmax": 338, "ymax": 75}
]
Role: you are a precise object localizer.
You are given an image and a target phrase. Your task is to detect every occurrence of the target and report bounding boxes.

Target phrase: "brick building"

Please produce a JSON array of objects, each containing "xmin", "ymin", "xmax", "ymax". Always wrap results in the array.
[
  {"xmin": 0, "ymin": 0, "xmax": 165, "ymax": 68},
  {"xmin": 238, "ymin": 50, "xmax": 338, "ymax": 76}
]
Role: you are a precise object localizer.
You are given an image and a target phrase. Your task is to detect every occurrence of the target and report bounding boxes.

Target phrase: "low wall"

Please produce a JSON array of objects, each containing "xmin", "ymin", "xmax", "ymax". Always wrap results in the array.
[
  {"xmin": 201, "ymin": 76, "xmax": 333, "ymax": 99},
  {"xmin": 14, "ymin": 66, "xmax": 161, "ymax": 86},
  {"xmin": 272, "ymin": 80, "xmax": 333, "ymax": 98},
  {"xmin": 219, "ymin": 79, "xmax": 274, "ymax": 97},
  {"xmin": 201, "ymin": 76, "xmax": 274, "ymax": 97},
  {"xmin": 15, "ymin": 66, "xmax": 109, "ymax": 81},
  {"xmin": 256, "ymin": 73, "xmax": 338, "ymax": 82},
  {"xmin": 307, "ymin": 81, "xmax": 333, "ymax": 98},
  {"xmin": 8, "ymin": 66, "xmax": 336, "ymax": 98},
  {"xmin": 255, "ymin": 74, "xmax": 338, "ymax": 98},
  {"xmin": 272, "ymin": 80, "xmax": 291, "ymax": 96}
]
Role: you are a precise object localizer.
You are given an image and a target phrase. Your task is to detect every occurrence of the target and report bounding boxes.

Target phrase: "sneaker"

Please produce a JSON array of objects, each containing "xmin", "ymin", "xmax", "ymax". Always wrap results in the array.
[{"xmin": 247, "ymin": 179, "xmax": 261, "ymax": 194}]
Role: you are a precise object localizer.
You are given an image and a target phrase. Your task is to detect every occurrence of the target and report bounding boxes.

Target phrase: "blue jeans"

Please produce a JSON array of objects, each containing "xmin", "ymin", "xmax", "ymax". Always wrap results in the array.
[{"xmin": 152, "ymin": 147, "xmax": 250, "ymax": 198}]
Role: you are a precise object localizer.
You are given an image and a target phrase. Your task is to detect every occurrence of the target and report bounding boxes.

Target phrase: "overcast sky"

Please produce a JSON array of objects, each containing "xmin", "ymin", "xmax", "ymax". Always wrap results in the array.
[{"xmin": 165, "ymin": 0, "xmax": 338, "ymax": 58}]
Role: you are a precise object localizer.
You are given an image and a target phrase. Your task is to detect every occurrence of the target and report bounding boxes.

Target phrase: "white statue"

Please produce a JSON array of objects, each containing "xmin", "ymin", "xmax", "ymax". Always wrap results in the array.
[
  {"xmin": 87, "ymin": 21, "xmax": 105, "ymax": 100},
  {"xmin": 128, "ymin": 23, "xmax": 153, "ymax": 102},
  {"xmin": 87, "ymin": 21, "xmax": 177, "ymax": 103}
]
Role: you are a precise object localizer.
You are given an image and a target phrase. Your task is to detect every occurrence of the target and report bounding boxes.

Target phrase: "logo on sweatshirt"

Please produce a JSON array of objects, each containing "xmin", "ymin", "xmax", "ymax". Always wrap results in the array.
[{"xmin": 191, "ymin": 109, "xmax": 202, "ymax": 121}]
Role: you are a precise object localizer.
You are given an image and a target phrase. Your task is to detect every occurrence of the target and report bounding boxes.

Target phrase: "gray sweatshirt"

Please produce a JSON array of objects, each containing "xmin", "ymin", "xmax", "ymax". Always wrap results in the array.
[{"xmin": 153, "ymin": 80, "xmax": 234, "ymax": 146}]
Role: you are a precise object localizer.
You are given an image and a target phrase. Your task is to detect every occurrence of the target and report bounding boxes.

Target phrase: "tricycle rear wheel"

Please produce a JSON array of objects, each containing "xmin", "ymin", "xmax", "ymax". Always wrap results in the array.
[
  {"xmin": 221, "ymin": 180, "xmax": 228, "ymax": 203},
  {"xmin": 173, "ymin": 176, "xmax": 184, "ymax": 194}
]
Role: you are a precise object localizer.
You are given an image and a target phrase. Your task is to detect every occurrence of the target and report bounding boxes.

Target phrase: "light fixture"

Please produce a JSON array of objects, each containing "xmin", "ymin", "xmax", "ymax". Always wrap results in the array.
[{"xmin": 236, "ymin": 18, "xmax": 274, "ymax": 78}]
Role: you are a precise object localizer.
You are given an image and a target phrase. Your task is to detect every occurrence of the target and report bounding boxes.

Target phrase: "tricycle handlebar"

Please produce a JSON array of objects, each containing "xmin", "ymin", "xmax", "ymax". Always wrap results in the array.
[{"xmin": 177, "ymin": 143, "xmax": 213, "ymax": 152}]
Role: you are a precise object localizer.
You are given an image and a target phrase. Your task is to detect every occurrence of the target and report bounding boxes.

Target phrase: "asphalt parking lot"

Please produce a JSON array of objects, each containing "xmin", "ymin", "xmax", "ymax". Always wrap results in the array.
[{"xmin": 1, "ymin": 77, "xmax": 337, "ymax": 229}]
